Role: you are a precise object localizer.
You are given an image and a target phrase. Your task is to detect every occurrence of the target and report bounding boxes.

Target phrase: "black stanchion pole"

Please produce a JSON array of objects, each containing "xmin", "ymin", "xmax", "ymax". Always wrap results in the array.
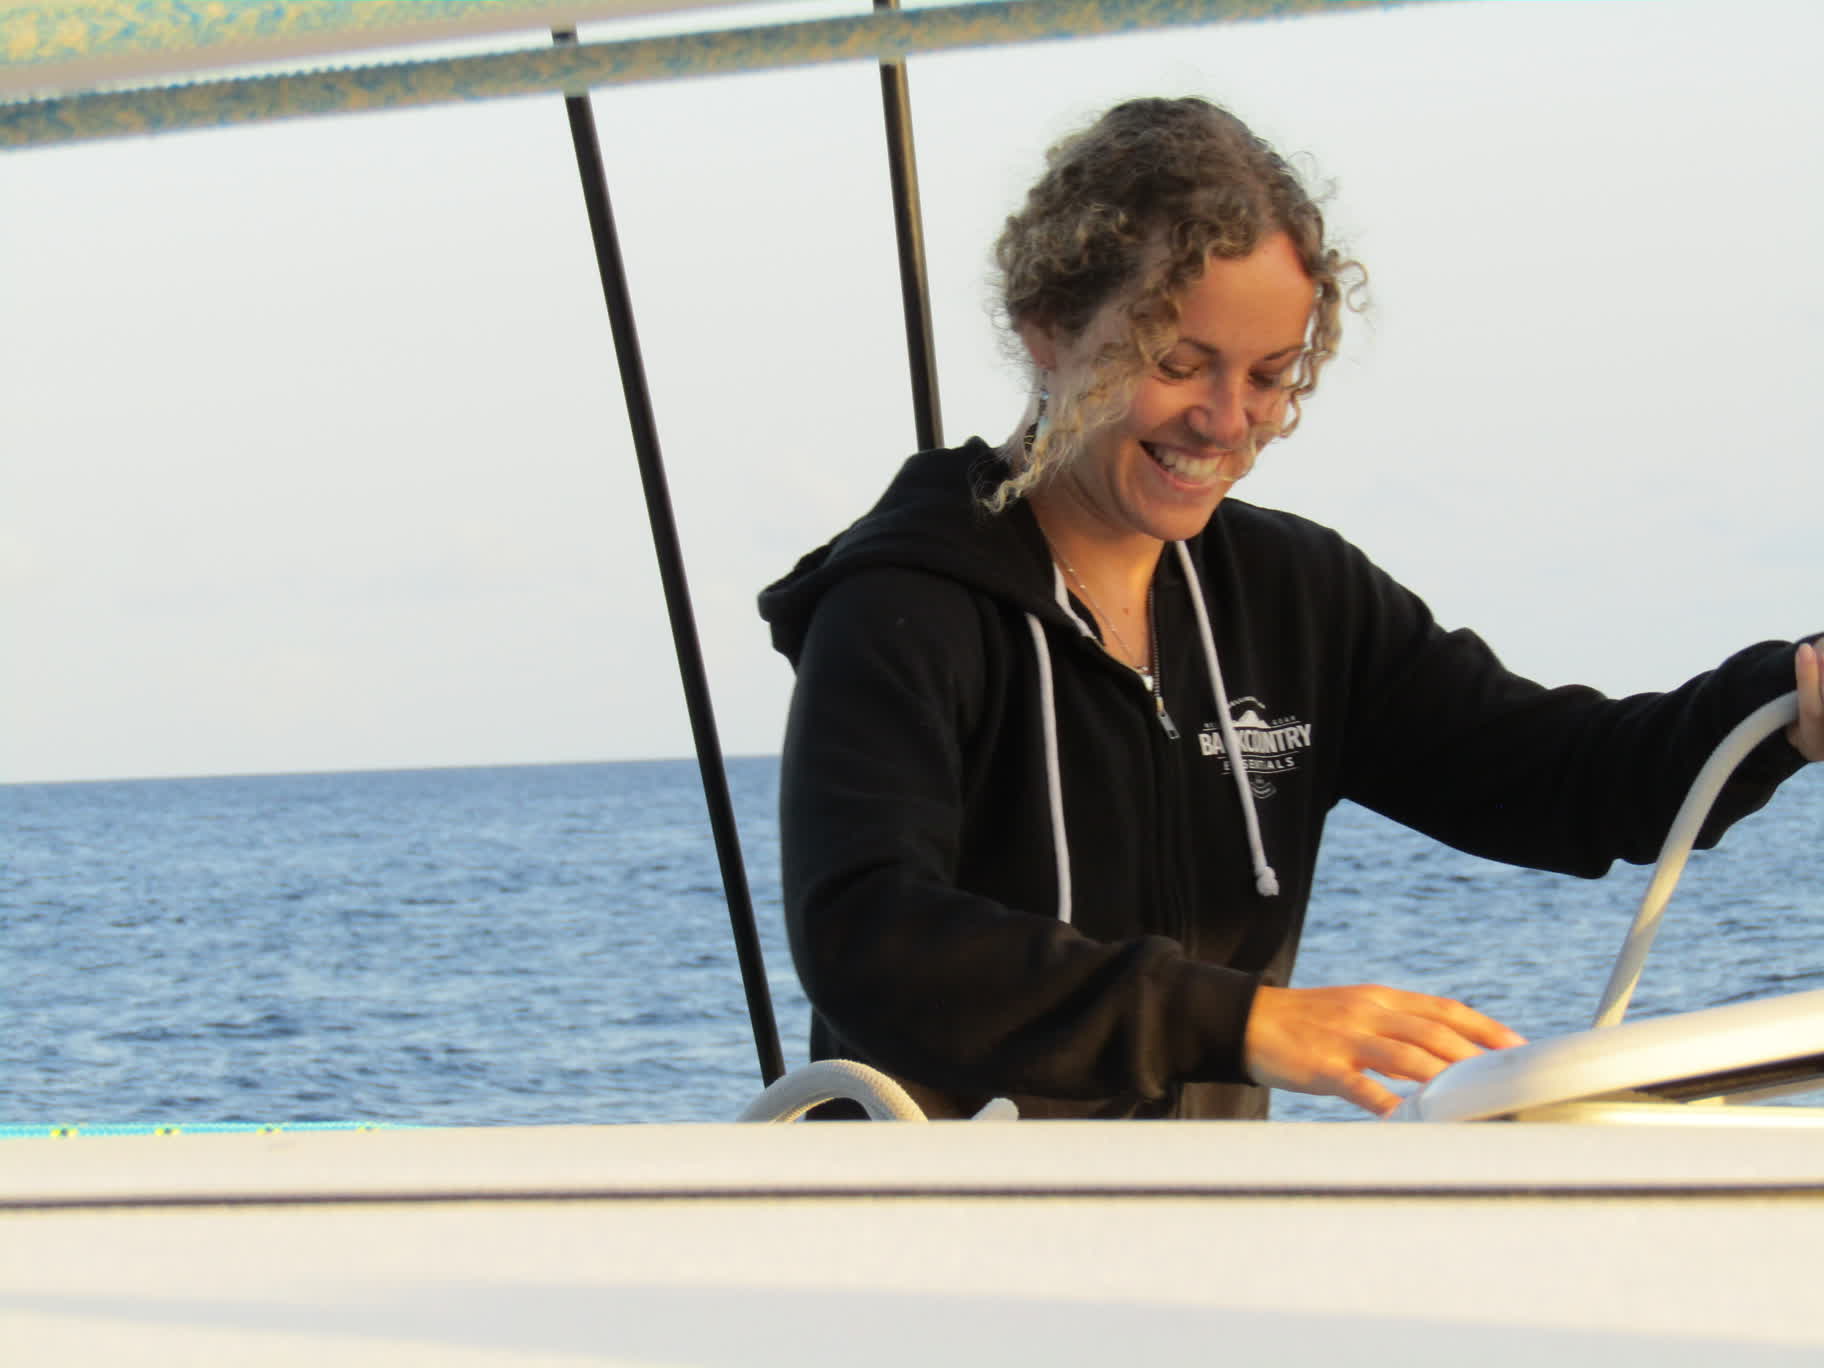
[
  {"xmin": 875, "ymin": 0, "xmax": 943, "ymax": 451},
  {"xmin": 554, "ymin": 31, "xmax": 785, "ymax": 1088}
]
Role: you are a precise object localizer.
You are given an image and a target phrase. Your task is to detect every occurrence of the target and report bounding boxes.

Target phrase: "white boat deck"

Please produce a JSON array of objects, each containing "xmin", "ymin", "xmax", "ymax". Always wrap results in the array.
[{"xmin": 5, "ymin": 1120, "xmax": 1823, "ymax": 1363}]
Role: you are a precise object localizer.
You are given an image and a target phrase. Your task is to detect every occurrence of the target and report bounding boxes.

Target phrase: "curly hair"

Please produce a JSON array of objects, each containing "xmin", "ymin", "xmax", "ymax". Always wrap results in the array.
[{"xmin": 986, "ymin": 97, "xmax": 1364, "ymax": 511}]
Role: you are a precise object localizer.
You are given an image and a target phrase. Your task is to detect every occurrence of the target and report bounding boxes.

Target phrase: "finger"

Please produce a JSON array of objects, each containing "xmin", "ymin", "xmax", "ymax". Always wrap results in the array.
[
  {"xmin": 1331, "ymin": 1068, "xmax": 1403, "ymax": 1118},
  {"xmin": 1377, "ymin": 990, "xmax": 1528, "ymax": 1050},
  {"xmin": 1358, "ymin": 1037, "xmax": 1461, "ymax": 1085},
  {"xmin": 1381, "ymin": 1009, "xmax": 1492, "ymax": 1063}
]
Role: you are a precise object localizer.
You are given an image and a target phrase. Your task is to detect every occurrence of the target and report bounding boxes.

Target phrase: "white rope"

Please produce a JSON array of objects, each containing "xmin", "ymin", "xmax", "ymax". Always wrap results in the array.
[
  {"xmin": 736, "ymin": 1060, "xmax": 1019, "ymax": 1121},
  {"xmin": 736, "ymin": 1059, "xmax": 928, "ymax": 1123},
  {"xmin": 1592, "ymin": 691, "xmax": 1800, "ymax": 1028}
]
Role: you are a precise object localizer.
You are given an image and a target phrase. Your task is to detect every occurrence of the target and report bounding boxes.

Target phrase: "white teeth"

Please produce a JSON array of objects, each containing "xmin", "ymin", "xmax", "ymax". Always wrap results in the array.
[{"xmin": 1146, "ymin": 443, "xmax": 1225, "ymax": 483}]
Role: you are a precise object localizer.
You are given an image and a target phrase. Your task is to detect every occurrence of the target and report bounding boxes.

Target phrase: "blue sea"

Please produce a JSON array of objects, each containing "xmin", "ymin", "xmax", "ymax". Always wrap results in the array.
[{"xmin": 4, "ymin": 757, "xmax": 1820, "ymax": 1126}]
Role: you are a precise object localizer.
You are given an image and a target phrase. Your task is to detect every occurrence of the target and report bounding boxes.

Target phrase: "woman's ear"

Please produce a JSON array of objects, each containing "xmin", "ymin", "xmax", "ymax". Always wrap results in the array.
[{"xmin": 1016, "ymin": 320, "xmax": 1059, "ymax": 373}]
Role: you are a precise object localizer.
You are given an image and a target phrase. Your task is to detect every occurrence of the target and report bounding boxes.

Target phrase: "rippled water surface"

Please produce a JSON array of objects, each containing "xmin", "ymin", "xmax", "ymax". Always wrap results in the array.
[{"xmin": 4, "ymin": 758, "xmax": 1820, "ymax": 1124}]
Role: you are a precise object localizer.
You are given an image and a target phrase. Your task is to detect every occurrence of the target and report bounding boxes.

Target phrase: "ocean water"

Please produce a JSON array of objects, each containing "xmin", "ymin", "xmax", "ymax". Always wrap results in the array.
[{"xmin": 3, "ymin": 757, "xmax": 1820, "ymax": 1126}]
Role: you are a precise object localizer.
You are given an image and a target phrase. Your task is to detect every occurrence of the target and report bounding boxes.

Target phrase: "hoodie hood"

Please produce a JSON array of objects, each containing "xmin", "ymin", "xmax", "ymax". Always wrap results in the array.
[{"xmin": 759, "ymin": 441, "xmax": 1065, "ymax": 665}]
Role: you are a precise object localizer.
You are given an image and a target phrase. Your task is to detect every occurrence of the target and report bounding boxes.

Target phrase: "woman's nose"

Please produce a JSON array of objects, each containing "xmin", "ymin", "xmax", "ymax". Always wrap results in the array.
[{"xmin": 1186, "ymin": 378, "xmax": 1253, "ymax": 449}]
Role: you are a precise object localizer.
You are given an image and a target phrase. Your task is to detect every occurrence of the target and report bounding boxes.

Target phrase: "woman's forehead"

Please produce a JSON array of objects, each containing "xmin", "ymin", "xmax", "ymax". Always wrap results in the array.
[
  {"xmin": 1064, "ymin": 236, "xmax": 1313, "ymax": 359},
  {"xmin": 1173, "ymin": 238, "xmax": 1315, "ymax": 348}
]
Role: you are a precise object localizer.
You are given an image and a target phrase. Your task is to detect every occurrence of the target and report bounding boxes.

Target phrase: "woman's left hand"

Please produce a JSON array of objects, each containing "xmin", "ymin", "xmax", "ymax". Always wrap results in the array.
[{"xmin": 1789, "ymin": 640, "xmax": 1824, "ymax": 762}]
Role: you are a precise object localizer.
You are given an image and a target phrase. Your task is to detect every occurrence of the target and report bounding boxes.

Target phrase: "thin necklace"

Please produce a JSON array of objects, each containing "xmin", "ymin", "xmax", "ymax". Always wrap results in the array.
[
  {"xmin": 1052, "ymin": 550, "xmax": 1146, "ymax": 674},
  {"xmin": 1049, "ymin": 545, "xmax": 1181, "ymax": 740}
]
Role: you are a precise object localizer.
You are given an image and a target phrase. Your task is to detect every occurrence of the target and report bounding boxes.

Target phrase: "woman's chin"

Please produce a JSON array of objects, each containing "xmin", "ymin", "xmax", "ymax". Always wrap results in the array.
[{"xmin": 1129, "ymin": 471, "xmax": 1232, "ymax": 541}]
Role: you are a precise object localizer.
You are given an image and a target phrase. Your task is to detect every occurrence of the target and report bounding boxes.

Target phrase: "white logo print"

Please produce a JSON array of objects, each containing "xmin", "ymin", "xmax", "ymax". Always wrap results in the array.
[{"xmin": 1197, "ymin": 696, "xmax": 1312, "ymax": 799}]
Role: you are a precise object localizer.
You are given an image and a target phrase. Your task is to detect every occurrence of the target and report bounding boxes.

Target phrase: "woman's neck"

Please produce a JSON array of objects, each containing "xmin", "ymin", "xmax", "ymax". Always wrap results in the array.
[
  {"xmin": 1027, "ymin": 487, "xmax": 1164, "ymax": 603},
  {"xmin": 1028, "ymin": 487, "xmax": 1164, "ymax": 675}
]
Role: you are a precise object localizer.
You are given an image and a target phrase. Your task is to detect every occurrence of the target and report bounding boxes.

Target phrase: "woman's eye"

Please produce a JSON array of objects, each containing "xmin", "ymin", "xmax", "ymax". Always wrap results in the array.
[
  {"xmin": 1158, "ymin": 360, "xmax": 1198, "ymax": 381},
  {"xmin": 1251, "ymin": 371, "xmax": 1290, "ymax": 391}
]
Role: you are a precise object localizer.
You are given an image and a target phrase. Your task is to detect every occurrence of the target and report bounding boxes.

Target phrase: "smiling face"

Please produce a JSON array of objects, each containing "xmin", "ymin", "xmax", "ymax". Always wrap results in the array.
[{"xmin": 1028, "ymin": 231, "xmax": 1315, "ymax": 549}]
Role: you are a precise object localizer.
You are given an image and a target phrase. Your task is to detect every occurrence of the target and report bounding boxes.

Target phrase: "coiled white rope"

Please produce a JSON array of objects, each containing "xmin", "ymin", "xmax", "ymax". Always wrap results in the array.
[
  {"xmin": 738, "ymin": 1060, "xmax": 930, "ymax": 1122},
  {"xmin": 737, "ymin": 1060, "xmax": 1019, "ymax": 1122},
  {"xmin": 1592, "ymin": 691, "xmax": 1801, "ymax": 1029}
]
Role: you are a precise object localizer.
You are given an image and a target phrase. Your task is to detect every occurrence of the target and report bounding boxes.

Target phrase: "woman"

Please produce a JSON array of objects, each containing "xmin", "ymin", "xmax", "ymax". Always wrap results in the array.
[{"xmin": 758, "ymin": 97, "xmax": 1823, "ymax": 1120}]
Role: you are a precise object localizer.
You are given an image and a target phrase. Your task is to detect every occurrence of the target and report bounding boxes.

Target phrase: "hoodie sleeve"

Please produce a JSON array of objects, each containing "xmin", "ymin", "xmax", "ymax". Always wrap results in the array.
[
  {"xmin": 1329, "ymin": 535, "xmax": 1810, "ymax": 876},
  {"xmin": 779, "ymin": 566, "xmax": 1258, "ymax": 1103}
]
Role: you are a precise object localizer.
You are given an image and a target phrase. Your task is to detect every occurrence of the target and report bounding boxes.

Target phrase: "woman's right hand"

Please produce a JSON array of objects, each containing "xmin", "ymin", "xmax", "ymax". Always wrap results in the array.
[
  {"xmin": 1788, "ymin": 640, "xmax": 1824, "ymax": 762},
  {"xmin": 1242, "ymin": 983, "xmax": 1527, "ymax": 1117}
]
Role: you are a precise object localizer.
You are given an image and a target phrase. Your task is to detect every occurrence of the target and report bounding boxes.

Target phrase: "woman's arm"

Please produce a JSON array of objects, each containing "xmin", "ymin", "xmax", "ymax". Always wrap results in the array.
[
  {"xmin": 1235, "ymin": 536, "xmax": 1814, "ymax": 1116},
  {"xmin": 1330, "ymin": 540, "xmax": 1814, "ymax": 875}
]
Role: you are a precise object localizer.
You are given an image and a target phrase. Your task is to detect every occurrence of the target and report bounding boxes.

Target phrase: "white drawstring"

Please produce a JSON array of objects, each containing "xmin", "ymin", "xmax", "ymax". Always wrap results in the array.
[
  {"xmin": 1023, "ymin": 547, "xmax": 1280, "ymax": 924},
  {"xmin": 1174, "ymin": 541, "xmax": 1279, "ymax": 897},
  {"xmin": 1050, "ymin": 562, "xmax": 1097, "ymax": 640},
  {"xmin": 1025, "ymin": 610, "xmax": 1072, "ymax": 925}
]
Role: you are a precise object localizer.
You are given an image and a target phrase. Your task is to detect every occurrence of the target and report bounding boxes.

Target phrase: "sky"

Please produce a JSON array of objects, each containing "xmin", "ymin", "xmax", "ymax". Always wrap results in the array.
[{"xmin": 3, "ymin": 0, "xmax": 1821, "ymax": 784}]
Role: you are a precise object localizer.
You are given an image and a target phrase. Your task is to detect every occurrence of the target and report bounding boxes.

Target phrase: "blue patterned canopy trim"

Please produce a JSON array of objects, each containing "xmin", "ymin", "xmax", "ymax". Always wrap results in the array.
[
  {"xmin": 0, "ymin": 0, "xmax": 732, "ymax": 98},
  {"xmin": 1, "ymin": 0, "xmax": 1427, "ymax": 151}
]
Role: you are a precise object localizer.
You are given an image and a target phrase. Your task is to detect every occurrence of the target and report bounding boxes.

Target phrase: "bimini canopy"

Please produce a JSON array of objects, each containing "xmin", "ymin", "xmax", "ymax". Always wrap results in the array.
[{"xmin": 1, "ymin": 0, "xmax": 1423, "ymax": 150}]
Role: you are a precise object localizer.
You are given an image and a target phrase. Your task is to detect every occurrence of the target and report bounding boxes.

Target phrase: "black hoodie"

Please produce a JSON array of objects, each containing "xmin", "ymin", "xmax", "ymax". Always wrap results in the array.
[{"xmin": 758, "ymin": 440, "xmax": 1807, "ymax": 1119}]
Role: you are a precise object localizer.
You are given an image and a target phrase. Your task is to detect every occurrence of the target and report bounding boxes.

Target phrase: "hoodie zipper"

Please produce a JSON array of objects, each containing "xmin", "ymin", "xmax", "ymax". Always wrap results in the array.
[
  {"xmin": 1062, "ymin": 581, "xmax": 1179, "ymax": 738},
  {"xmin": 1147, "ymin": 586, "xmax": 1179, "ymax": 740},
  {"xmin": 1063, "ymin": 583, "xmax": 1192, "ymax": 952}
]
